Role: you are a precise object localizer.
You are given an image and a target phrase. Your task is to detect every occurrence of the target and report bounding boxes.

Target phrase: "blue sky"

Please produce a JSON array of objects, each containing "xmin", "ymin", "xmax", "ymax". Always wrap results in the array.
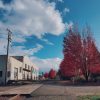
[{"xmin": 0, "ymin": 0, "xmax": 100, "ymax": 72}]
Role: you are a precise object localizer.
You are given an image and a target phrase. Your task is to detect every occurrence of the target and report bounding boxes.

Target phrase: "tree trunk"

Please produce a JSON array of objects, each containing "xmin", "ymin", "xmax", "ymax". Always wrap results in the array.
[{"xmin": 85, "ymin": 74, "xmax": 89, "ymax": 82}]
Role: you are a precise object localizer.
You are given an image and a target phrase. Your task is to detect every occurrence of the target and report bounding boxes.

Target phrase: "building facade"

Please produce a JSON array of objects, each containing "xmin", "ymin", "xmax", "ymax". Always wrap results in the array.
[{"xmin": 0, "ymin": 55, "xmax": 39, "ymax": 85}]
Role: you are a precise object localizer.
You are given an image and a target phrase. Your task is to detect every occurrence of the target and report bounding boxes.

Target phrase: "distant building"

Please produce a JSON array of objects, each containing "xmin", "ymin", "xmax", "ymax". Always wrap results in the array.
[{"xmin": 0, "ymin": 55, "xmax": 39, "ymax": 85}]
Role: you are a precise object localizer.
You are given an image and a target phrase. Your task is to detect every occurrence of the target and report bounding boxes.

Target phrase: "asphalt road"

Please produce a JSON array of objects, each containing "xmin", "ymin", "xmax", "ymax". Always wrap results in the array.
[
  {"xmin": 1, "ymin": 81, "xmax": 100, "ymax": 100},
  {"xmin": 28, "ymin": 84, "xmax": 77, "ymax": 100}
]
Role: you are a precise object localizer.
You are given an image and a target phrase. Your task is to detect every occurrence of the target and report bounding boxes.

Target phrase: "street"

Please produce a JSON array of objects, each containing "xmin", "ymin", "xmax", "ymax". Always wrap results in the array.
[{"xmin": 0, "ymin": 81, "xmax": 100, "ymax": 100}]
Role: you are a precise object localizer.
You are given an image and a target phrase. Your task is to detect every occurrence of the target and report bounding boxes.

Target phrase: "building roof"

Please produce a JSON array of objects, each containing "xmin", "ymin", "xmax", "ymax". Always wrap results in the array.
[{"xmin": 0, "ymin": 55, "xmax": 39, "ymax": 70}]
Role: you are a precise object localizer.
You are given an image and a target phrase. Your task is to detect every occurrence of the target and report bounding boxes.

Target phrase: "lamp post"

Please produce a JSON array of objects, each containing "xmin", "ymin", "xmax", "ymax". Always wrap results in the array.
[{"xmin": 5, "ymin": 29, "xmax": 12, "ymax": 85}]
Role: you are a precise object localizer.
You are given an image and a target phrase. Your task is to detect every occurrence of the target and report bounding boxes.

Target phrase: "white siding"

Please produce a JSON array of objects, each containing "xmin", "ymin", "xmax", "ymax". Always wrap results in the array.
[
  {"xmin": 10, "ymin": 57, "xmax": 23, "ymax": 80},
  {"xmin": 0, "ymin": 56, "xmax": 6, "ymax": 84},
  {"xmin": 23, "ymin": 56, "xmax": 39, "ymax": 80},
  {"xmin": 0, "ymin": 55, "xmax": 39, "ymax": 85}
]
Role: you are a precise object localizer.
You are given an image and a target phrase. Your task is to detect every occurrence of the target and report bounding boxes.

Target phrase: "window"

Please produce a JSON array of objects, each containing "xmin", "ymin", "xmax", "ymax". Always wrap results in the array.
[
  {"xmin": 31, "ymin": 67, "xmax": 33, "ymax": 72},
  {"xmin": 0, "ymin": 71, "xmax": 2, "ymax": 77},
  {"xmin": 28, "ymin": 65, "xmax": 30, "ymax": 70},
  {"xmin": 19, "ymin": 67, "xmax": 22, "ymax": 73},
  {"xmin": 32, "ymin": 68, "xmax": 34, "ymax": 73},
  {"xmin": 7, "ymin": 71, "xmax": 10, "ymax": 77},
  {"xmin": 25, "ymin": 64, "xmax": 27, "ymax": 69},
  {"xmin": 34, "ymin": 69, "xmax": 36, "ymax": 73},
  {"xmin": 14, "ymin": 68, "xmax": 18, "ymax": 79},
  {"xmin": 31, "ymin": 66, "xmax": 33, "ymax": 70}
]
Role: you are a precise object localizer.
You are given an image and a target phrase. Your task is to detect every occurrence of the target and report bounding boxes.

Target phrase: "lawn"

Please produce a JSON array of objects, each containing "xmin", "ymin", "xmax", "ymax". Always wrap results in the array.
[{"xmin": 78, "ymin": 95, "xmax": 100, "ymax": 100}]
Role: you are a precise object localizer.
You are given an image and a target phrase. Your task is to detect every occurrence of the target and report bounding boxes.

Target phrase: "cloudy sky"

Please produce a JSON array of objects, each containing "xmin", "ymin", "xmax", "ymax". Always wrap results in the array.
[{"xmin": 0, "ymin": 0, "xmax": 100, "ymax": 72}]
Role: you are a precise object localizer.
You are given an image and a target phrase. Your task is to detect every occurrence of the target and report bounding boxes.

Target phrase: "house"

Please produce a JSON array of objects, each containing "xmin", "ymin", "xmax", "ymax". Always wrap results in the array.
[{"xmin": 0, "ymin": 55, "xmax": 39, "ymax": 85}]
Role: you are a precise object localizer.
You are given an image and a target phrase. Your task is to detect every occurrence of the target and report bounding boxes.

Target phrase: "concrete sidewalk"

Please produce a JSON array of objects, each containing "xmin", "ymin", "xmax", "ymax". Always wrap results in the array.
[
  {"xmin": 0, "ymin": 84, "xmax": 42, "ymax": 96},
  {"xmin": 31, "ymin": 85, "xmax": 77, "ymax": 100}
]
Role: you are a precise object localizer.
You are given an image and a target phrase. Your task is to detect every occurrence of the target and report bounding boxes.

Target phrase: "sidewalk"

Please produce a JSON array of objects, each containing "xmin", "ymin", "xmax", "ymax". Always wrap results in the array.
[{"xmin": 0, "ymin": 84, "xmax": 42, "ymax": 96}]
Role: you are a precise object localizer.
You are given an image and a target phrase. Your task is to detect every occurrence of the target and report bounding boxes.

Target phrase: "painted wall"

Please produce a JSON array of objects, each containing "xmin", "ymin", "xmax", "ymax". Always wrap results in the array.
[
  {"xmin": 10, "ymin": 57, "xmax": 23, "ymax": 80},
  {"xmin": 0, "ymin": 55, "xmax": 6, "ymax": 84},
  {"xmin": 23, "ymin": 56, "xmax": 39, "ymax": 80},
  {"xmin": 0, "ymin": 55, "xmax": 39, "ymax": 85}
]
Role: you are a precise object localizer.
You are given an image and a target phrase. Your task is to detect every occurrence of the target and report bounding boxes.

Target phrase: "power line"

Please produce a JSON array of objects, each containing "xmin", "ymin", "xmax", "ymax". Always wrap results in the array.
[{"xmin": 5, "ymin": 28, "xmax": 12, "ymax": 85}]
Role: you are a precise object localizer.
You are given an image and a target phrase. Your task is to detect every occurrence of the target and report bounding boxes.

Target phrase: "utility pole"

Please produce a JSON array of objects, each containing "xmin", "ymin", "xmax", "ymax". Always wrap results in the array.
[{"xmin": 5, "ymin": 29, "xmax": 12, "ymax": 85}]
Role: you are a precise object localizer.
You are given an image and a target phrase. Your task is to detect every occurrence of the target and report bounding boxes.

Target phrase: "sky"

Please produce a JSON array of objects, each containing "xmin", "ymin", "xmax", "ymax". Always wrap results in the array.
[{"xmin": 0, "ymin": 0, "xmax": 100, "ymax": 72}]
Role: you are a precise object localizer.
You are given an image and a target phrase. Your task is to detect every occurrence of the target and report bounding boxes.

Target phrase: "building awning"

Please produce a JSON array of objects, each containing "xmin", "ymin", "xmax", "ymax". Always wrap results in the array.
[{"xmin": 23, "ymin": 68, "xmax": 31, "ymax": 72}]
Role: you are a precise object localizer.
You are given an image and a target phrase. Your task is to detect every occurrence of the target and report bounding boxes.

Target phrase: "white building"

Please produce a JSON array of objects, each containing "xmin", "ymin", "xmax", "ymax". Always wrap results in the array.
[{"xmin": 0, "ymin": 55, "xmax": 39, "ymax": 85}]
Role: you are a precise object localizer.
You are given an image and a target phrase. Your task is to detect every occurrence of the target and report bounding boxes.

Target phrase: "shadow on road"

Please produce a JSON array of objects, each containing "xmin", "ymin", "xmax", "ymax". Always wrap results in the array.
[{"xmin": 39, "ymin": 80, "xmax": 100, "ymax": 87}]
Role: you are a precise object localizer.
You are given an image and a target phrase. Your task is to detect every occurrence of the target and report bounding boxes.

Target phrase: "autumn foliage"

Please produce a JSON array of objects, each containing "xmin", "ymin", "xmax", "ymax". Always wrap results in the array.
[
  {"xmin": 49, "ymin": 69, "xmax": 56, "ymax": 79},
  {"xmin": 44, "ymin": 69, "xmax": 56, "ymax": 79},
  {"xmin": 44, "ymin": 72, "xmax": 49, "ymax": 78},
  {"xmin": 60, "ymin": 26, "xmax": 100, "ymax": 81}
]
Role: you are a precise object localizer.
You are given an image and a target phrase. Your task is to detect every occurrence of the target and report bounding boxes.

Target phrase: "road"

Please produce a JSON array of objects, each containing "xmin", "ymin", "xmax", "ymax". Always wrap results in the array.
[
  {"xmin": 30, "ymin": 84, "xmax": 77, "ymax": 100},
  {"xmin": 0, "ymin": 81, "xmax": 100, "ymax": 100},
  {"xmin": 0, "ymin": 82, "xmax": 77, "ymax": 100}
]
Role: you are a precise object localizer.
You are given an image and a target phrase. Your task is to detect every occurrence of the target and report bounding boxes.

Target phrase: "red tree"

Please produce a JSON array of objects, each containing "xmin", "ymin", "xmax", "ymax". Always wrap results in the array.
[
  {"xmin": 49, "ymin": 69, "xmax": 56, "ymax": 79},
  {"xmin": 80, "ymin": 28, "xmax": 100, "ymax": 81},
  {"xmin": 60, "ymin": 26, "xmax": 100, "ymax": 81},
  {"xmin": 44, "ymin": 73, "xmax": 49, "ymax": 78},
  {"xmin": 60, "ymin": 28, "xmax": 82, "ymax": 78}
]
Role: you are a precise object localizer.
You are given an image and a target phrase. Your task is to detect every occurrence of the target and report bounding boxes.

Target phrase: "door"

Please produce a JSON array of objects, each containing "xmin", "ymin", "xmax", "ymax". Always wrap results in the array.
[{"xmin": 14, "ymin": 68, "xmax": 18, "ymax": 80}]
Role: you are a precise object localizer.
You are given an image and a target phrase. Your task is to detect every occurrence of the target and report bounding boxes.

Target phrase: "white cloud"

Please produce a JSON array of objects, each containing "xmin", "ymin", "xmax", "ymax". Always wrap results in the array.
[
  {"xmin": 41, "ymin": 38, "xmax": 54, "ymax": 45},
  {"xmin": 12, "ymin": 34, "xmax": 26, "ymax": 43},
  {"xmin": 58, "ymin": 0, "xmax": 64, "ymax": 3},
  {"xmin": 0, "ymin": 0, "xmax": 66, "ymax": 39},
  {"xmin": 0, "ymin": 26, "xmax": 26, "ymax": 43},
  {"xmin": 10, "ymin": 44, "xmax": 43, "ymax": 56},
  {"xmin": 0, "ymin": 39, "xmax": 43, "ymax": 56},
  {"xmin": 0, "ymin": 0, "xmax": 4, "ymax": 8},
  {"xmin": 31, "ymin": 56, "xmax": 62, "ymax": 72},
  {"xmin": 65, "ymin": 21, "xmax": 73, "ymax": 29},
  {"xmin": 63, "ymin": 8, "xmax": 70, "ymax": 13},
  {"xmin": 0, "ymin": 38, "xmax": 7, "ymax": 54}
]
